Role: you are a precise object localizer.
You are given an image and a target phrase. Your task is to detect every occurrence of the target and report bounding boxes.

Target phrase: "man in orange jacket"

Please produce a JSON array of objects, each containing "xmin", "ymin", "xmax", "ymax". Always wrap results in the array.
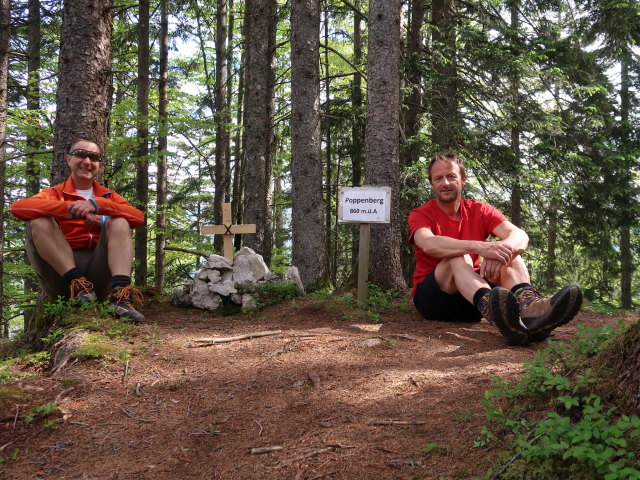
[{"xmin": 10, "ymin": 139, "xmax": 146, "ymax": 323}]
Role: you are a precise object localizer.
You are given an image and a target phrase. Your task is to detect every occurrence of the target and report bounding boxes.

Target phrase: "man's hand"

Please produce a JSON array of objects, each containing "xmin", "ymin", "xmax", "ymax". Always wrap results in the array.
[
  {"xmin": 475, "ymin": 241, "xmax": 514, "ymax": 265},
  {"xmin": 68, "ymin": 200, "xmax": 97, "ymax": 221},
  {"xmin": 480, "ymin": 258, "xmax": 504, "ymax": 282}
]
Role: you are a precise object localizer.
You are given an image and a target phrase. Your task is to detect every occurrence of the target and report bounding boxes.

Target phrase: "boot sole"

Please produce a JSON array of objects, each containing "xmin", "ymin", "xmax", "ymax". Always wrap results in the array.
[
  {"xmin": 489, "ymin": 287, "xmax": 529, "ymax": 346},
  {"xmin": 529, "ymin": 286, "xmax": 583, "ymax": 341}
]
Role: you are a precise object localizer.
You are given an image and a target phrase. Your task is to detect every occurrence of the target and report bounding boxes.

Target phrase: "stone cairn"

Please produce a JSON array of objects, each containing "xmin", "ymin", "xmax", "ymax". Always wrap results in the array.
[{"xmin": 171, "ymin": 247, "xmax": 304, "ymax": 312}]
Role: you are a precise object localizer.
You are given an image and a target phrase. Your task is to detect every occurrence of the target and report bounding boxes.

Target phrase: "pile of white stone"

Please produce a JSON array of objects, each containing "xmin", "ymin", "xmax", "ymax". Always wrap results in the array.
[{"xmin": 171, "ymin": 247, "xmax": 304, "ymax": 312}]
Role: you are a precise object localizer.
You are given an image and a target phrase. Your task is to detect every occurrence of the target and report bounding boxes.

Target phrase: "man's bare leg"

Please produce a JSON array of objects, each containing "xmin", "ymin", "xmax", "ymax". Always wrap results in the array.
[
  {"xmin": 434, "ymin": 254, "xmax": 528, "ymax": 345},
  {"xmin": 103, "ymin": 217, "xmax": 144, "ymax": 323},
  {"xmin": 29, "ymin": 217, "xmax": 76, "ymax": 275},
  {"xmin": 434, "ymin": 254, "xmax": 490, "ymax": 303},
  {"xmin": 104, "ymin": 217, "xmax": 134, "ymax": 277}
]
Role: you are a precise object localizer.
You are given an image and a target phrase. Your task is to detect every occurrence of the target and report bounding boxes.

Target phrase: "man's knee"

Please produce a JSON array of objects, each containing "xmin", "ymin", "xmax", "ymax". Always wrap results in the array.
[
  {"xmin": 29, "ymin": 217, "xmax": 59, "ymax": 237},
  {"xmin": 104, "ymin": 217, "xmax": 131, "ymax": 235},
  {"xmin": 445, "ymin": 255, "xmax": 475, "ymax": 270}
]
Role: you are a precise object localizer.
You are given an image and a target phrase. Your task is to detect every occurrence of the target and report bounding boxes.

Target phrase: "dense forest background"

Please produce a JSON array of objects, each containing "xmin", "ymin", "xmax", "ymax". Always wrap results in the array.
[{"xmin": 0, "ymin": 0, "xmax": 638, "ymax": 336}]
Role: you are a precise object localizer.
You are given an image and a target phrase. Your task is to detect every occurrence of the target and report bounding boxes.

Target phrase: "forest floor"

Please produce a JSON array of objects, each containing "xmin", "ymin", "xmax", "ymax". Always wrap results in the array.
[{"xmin": 0, "ymin": 290, "xmax": 632, "ymax": 480}]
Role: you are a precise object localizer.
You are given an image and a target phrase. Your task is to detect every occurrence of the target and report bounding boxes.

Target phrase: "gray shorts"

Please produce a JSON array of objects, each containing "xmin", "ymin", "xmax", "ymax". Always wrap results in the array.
[{"xmin": 25, "ymin": 223, "xmax": 112, "ymax": 301}]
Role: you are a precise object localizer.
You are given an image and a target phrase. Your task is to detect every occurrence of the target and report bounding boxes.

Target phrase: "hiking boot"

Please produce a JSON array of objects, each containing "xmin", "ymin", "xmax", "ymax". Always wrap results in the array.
[
  {"xmin": 69, "ymin": 277, "xmax": 97, "ymax": 305},
  {"xmin": 479, "ymin": 287, "xmax": 529, "ymax": 346},
  {"xmin": 518, "ymin": 285, "xmax": 583, "ymax": 341},
  {"xmin": 110, "ymin": 285, "xmax": 145, "ymax": 324}
]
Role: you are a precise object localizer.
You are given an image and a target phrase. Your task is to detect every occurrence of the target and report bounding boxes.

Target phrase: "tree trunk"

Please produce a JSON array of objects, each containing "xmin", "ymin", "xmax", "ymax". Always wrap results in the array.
[
  {"xmin": 232, "ymin": 45, "xmax": 246, "ymax": 252},
  {"xmin": 365, "ymin": 0, "xmax": 406, "ymax": 291},
  {"xmin": 26, "ymin": 0, "xmax": 41, "ymax": 196},
  {"xmin": 400, "ymin": 0, "xmax": 426, "ymax": 287},
  {"xmin": 430, "ymin": 0, "xmax": 458, "ymax": 150},
  {"xmin": 134, "ymin": 0, "xmax": 150, "ymax": 287},
  {"xmin": 351, "ymin": 1, "xmax": 364, "ymax": 188},
  {"xmin": 23, "ymin": 0, "xmax": 42, "ymax": 327},
  {"xmin": 619, "ymin": 56, "xmax": 632, "ymax": 309},
  {"xmin": 291, "ymin": 0, "xmax": 327, "ymax": 290},
  {"xmin": 0, "ymin": 0, "xmax": 9, "ymax": 337},
  {"xmin": 544, "ymin": 192, "xmax": 558, "ymax": 290},
  {"xmin": 213, "ymin": 0, "xmax": 230, "ymax": 254},
  {"xmin": 52, "ymin": 0, "xmax": 113, "ymax": 185},
  {"xmin": 154, "ymin": 0, "xmax": 169, "ymax": 290},
  {"xmin": 323, "ymin": 5, "xmax": 335, "ymax": 284},
  {"xmin": 509, "ymin": 2, "xmax": 522, "ymax": 227},
  {"xmin": 243, "ymin": 0, "xmax": 276, "ymax": 264}
]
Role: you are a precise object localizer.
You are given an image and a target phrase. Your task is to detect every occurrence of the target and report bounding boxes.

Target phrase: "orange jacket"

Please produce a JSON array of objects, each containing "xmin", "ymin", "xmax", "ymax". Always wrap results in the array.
[{"xmin": 10, "ymin": 176, "xmax": 144, "ymax": 250}]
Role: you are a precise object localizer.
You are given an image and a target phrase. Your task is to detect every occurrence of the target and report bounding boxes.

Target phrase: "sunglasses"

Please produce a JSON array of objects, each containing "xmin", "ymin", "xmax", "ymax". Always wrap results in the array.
[{"xmin": 69, "ymin": 149, "xmax": 104, "ymax": 162}]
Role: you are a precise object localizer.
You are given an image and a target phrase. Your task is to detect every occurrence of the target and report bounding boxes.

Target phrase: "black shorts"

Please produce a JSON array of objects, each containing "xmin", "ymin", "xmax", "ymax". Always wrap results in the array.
[{"xmin": 413, "ymin": 269, "xmax": 482, "ymax": 322}]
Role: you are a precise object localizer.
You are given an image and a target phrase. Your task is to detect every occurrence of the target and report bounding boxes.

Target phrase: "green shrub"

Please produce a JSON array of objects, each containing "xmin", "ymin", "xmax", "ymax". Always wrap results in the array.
[{"xmin": 482, "ymin": 322, "xmax": 640, "ymax": 480}]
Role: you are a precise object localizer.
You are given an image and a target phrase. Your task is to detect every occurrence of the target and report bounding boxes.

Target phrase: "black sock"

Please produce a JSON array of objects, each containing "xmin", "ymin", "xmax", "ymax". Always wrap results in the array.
[
  {"xmin": 473, "ymin": 287, "xmax": 492, "ymax": 310},
  {"xmin": 511, "ymin": 283, "xmax": 531, "ymax": 296},
  {"xmin": 110, "ymin": 275, "xmax": 131, "ymax": 292},
  {"xmin": 62, "ymin": 268, "xmax": 82, "ymax": 285}
]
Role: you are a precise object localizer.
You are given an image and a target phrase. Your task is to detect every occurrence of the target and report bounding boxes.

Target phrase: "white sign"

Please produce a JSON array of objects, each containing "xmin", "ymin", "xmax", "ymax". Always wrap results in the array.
[{"xmin": 338, "ymin": 186, "xmax": 391, "ymax": 224}]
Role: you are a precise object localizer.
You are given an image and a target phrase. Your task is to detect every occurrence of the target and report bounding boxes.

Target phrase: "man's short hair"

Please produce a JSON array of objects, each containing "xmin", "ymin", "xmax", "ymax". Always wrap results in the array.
[
  {"xmin": 428, "ymin": 152, "xmax": 466, "ymax": 183},
  {"xmin": 69, "ymin": 138, "xmax": 104, "ymax": 155}
]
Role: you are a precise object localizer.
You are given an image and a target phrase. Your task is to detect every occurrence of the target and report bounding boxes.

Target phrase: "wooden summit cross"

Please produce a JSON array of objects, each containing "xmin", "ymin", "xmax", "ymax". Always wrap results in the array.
[{"xmin": 200, "ymin": 203, "xmax": 256, "ymax": 261}]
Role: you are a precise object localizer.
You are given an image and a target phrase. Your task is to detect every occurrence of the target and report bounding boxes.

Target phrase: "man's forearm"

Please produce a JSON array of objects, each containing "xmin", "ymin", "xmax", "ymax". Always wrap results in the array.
[
  {"xmin": 501, "ymin": 230, "xmax": 529, "ymax": 256},
  {"xmin": 418, "ymin": 235, "xmax": 482, "ymax": 259}
]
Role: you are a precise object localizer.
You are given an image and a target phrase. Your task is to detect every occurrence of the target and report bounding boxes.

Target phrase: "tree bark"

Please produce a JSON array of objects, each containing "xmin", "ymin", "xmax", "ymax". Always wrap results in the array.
[
  {"xmin": 23, "ymin": 0, "xmax": 42, "ymax": 327},
  {"xmin": 430, "ymin": 0, "xmax": 458, "ymax": 150},
  {"xmin": 155, "ymin": 0, "xmax": 169, "ymax": 290},
  {"xmin": 26, "ymin": 0, "xmax": 41, "ymax": 196},
  {"xmin": 243, "ymin": 0, "xmax": 276, "ymax": 264},
  {"xmin": 351, "ymin": 1, "xmax": 364, "ymax": 188},
  {"xmin": 365, "ymin": 0, "xmax": 406, "ymax": 291},
  {"xmin": 619, "ymin": 56, "xmax": 632, "ymax": 309},
  {"xmin": 400, "ymin": 0, "xmax": 426, "ymax": 286},
  {"xmin": 0, "ymin": 0, "xmax": 9, "ymax": 336},
  {"xmin": 134, "ymin": 0, "xmax": 150, "ymax": 286},
  {"xmin": 291, "ymin": 0, "xmax": 327, "ymax": 290},
  {"xmin": 509, "ymin": 2, "xmax": 522, "ymax": 227},
  {"xmin": 52, "ymin": 0, "xmax": 113, "ymax": 185},
  {"xmin": 213, "ymin": 0, "xmax": 230, "ymax": 254}
]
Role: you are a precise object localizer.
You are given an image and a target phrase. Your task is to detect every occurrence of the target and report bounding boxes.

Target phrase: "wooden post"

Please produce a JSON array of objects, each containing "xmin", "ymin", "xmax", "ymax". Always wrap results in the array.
[
  {"xmin": 357, "ymin": 223, "xmax": 371, "ymax": 307},
  {"xmin": 200, "ymin": 203, "xmax": 256, "ymax": 260}
]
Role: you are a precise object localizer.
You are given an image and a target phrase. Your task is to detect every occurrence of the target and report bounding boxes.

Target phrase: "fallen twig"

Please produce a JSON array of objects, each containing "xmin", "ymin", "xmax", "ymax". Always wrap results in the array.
[
  {"xmin": 54, "ymin": 387, "xmax": 75, "ymax": 403},
  {"xmin": 191, "ymin": 330, "xmax": 283, "ymax": 346},
  {"xmin": 278, "ymin": 447, "xmax": 334, "ymax": 466},
  {"xmin": 122, "ymin": 360, "xmax": 129, "ymax": 383},
  {"xmin": 12, "ymin": 405, "xmax": 19, "ymax": 429},
  {"xmin": 120, "ymin": 407, "xmax": 155, "ymax": 423},
  {"xmin": 250, "ymin": 446, "xmax": 283, "ymax": 454},
  {"xmin": 368, "ymin": 420, "xmax": 426, "ymax": 426}
]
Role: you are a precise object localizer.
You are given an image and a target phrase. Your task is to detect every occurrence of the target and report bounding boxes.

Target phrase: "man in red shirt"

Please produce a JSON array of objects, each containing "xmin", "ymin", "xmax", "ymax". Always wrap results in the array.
[
  {"xmin": 408, "ymin": 152, "xmax": 582, "ymax": 345},
  {"xmin": 11, "ymin": 139, "xmax": 145, "ymax": 323}
]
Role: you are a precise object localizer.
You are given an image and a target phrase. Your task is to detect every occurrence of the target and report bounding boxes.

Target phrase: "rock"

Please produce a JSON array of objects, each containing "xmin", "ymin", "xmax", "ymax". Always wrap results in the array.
[
  {"xmin": 232, "ymin": 248, "xmax": 269, "ymax": 285},
  {"xmin": 242, "ymin": 293, "xmax": 257, "ymax": 311},
  {"xmin": 206, "ymin": 254, "xmax": 233, "ymax": 270},
  {"xmin": 263, "ymin": 271, "xmax": 279, "ymax": 282},
  {"xmin": 360, "ymin": 338, "xmax": 385, "ymax": 348},
  {"xmin": 197, "ymin": 268, "xmax": 221, "ymax": 283},
  {"xmin": 173, "ymin": 247, "xmax": 305, "ymax": 312},
  {"xmin": 51, "ymin": 330, "xmax": 90, "ymax": 374},
  {"xmin": 286, "ymin": 266, "xmax": 305, "ymax": 296},
  {"xmin": 191, "ymin": 280, "xmax": 223, "ymax": 311},
  {"xmin": 171, "ymin": 287, "xmax": 193, "ymax": 308},
  {"xmin": 209, "ymin": 280, "xmax": 237, "ymax": 296}
]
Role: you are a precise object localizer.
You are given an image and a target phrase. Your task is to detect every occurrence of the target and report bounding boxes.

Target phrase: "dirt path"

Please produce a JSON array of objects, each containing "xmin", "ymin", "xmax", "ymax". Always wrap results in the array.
[{"xmin": 0, "ymin": 295, "xmax": 622, "ymax": 479}]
